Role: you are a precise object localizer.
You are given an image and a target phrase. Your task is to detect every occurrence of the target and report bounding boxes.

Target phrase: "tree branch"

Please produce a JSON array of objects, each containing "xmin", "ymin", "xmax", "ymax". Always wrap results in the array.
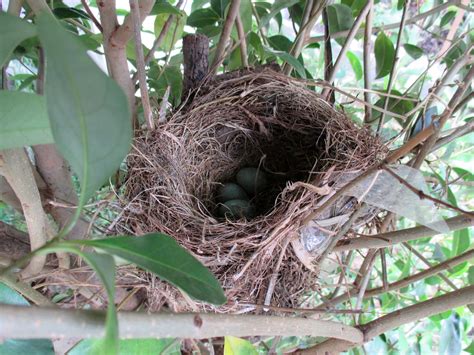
[
  {"xmin": 363, "ymin": 0, "xmax": 374, "ymax": 124},
  {"xmin": 0, "ymin": 305, "xmax": 363, "ymax": 343},
  {"xmin": 303, "ymin": 285, "xmax": 474, "ymax": 353},
  {"xmin": 0, "ymin": 150, "xmax": 49, "ymax": 277},
  {"xmin": 129, "ymin": 0, "xmax": 154, "ymax": 130},
  {"xmin": 80, "ymin": 0, "xmax": 103, "ymax": 32},
  {"xmin": 235, "ymin": 13, "xmax": 248, "ymax": 68},
  {"xmin": 376, "ymin": 0, "xmax": 409, "ymax": 134},
  {"xmin": 334, "ymin": 214, "xmax": 473, "ymax": 251},
  {"xmin": 210, "ymin": 0, "xmax": 241, "ymax": 74}
]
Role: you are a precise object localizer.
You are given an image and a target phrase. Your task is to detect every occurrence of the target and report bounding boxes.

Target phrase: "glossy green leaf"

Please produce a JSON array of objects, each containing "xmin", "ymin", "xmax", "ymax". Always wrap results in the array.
[
  {"xmin": 0, "ymin": 92, "xmax": 54, "ymax": 149},
  {"xmin": 149, "ymin": 64, "xmax": 183, "ymax": 106},
  {"xmin": 259, "ymin": 0, "xmax": 300, "ymax": 29},
  {"xmin": 342, "ymin": 0, "xmax": 368, "ymax": 16},
  {"xmin": 403, "ymin": 44, "xmax": 424, "ymax": 60},
  {"xmin": 268, "ymin": 35, "xmax": 293, "ymax": 52},
  {"xmin": 224, "ymin": 336, "xmax": 258, "ymax": 355},
  {"xmin": 453, "ymin": 167, "xmax": 474, "ymax": 182},
  {"xmin": 191, "ymin": 0, "xmax": 211, "ymax": 11},
  {"xmin": 36, "ymin": 13, "xmax": 132, "ymax": 206},
  {"xmin": 0, "ymin": 12, "xmax": 37, "ymax": 67},
  {"xmin": 72, "ymin": 233, "xmax": 226, "ymax": 305},
  {"xmin": 0, "ymin": 283, "xmax": 55, "ymax": 355},
  {"xmin": 374, "ymin": 32, "xmax": 395, "ymax": 79},
  {"xmin": 326, "ymin": 4, "xmax": 354, "ymax": 45},
  {"xmin": 154, "ymin": 11, "xmax": 186, "ymax": 52},
  {"xmin": 187, "ymin": 8, "xmax": 220, "ymax": 28},
  {"xmin": 440, "ymin": 10, "xmax": 457, "ymax": 28},
  {"xmin": 464, "ymin": 342, "xmax": 474, "ymax": 354},
  {"xmin": 346, "ymin": 51, "xmax": 363, "ymax": 81},
  {"xmin": 69, "ymin": 338, "xmax": 181, "ymax": 355}
]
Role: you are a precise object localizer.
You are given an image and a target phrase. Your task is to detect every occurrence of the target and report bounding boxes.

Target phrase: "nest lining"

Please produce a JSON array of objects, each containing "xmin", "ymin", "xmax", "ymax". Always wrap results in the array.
[{"xmin": 118, "ymin": 69, "xmax": 386, "ymax": 312}]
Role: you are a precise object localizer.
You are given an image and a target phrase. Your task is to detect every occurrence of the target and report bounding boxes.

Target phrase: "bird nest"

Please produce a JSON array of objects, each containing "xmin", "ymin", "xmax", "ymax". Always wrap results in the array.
[{"xmin": 116, "ymin": 69, "xmax": 386, "ymax": 312}]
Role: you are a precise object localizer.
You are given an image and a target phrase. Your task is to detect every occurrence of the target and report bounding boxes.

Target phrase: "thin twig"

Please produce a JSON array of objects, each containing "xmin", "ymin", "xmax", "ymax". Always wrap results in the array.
[
  {"xmin": 211, "ymin": 0, "xmax": 241, "ymax": 74},
  {"xmin": 403, "ymin": 242, "xmax": 457, "ymax": 290},
  {"xmin": 363, "ymin": 0, "xmax": 374, "ymax": 124},
  {"xmin": 235, "ymin": 13, "xmax": 248, "ymax": 68},
  {"xmin": 322, "ymin": 0, "xmax": 372, "ymax": 98},
  {"xmin": 380, "ymin": 249, "xmax": 388, "ymax": 291},
  {"xmin": 129, "ymin": 0, "xmax": 154, "ymax": 130},
  {"xmin": 80, "ymin": 0, "xmax": 103, "ymax": 32},
  {"xmin": 383, "ymin": 166, "xmax": 474, "ymax": 216},
  {"xmin": 376, "ymin": 0, "xmax": 410, "ymax": 135},
  {"xmin": 322, "ymin": 7, "xmax": 334, "ymax": 104},
  {"xmin": 306, "ymin": 285, "xmax": 474, "ymax": 353},
  {"xmin": 431, "ymin": 120, "xmax": 474, "ymax": 152}
]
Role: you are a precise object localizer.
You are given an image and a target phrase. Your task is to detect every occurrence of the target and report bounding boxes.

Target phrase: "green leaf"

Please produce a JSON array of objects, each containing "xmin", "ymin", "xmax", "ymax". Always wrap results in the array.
[
  {"xmin": 259, "ymin": 0, "xmax": 300, "ymax": 29},
  {"xmin": 224, "ymin": 336, "xmax": 258, "ymax": 355},
  {"xmin": 0, "ymin": 12, "xmax": 37, "ymax": 67},
  {"xmin": 268, "ymin": 35, "xmax": 293, "ymax": 52},
  {"xmin": 154, "ymin": 11, "xmax": 186, "ymax": 52},
  {"xmin": 453, "ymin": 167, "xmax": 474, "ymax": 182},
  {"xmin": 403, "ymin": 44, "xmax": 424, "ymax": 60},
  {"xmin": 0, "ymin": 283, "xmax": 55, "ymax": 355},
  {"xmin": 53, "ymin": 7, "xmax": 90, "ymax": 20},
  {"xmin": 149, "ymin": 65, "xmax": 183, "ymax": 106},
  {"xmin": 467, "ymin": 266, "xmax": 474, "ymax": 285},
  {"xmin": 36, "ymin": 13, "xmax": 132, "ymax": 206},
  {"xmin": 374, "ymin": 32, "xmax": 395, "ymax": 79},
  {"xmin": 346, "ymin": 51, "xmax": 363, "ymax": 81},
  {"xmin": 452, "ymin": 228, "xmax": 470, "ymax": 256},
  {"xmin": 371, "ymin": 89, "xmax": 415, "ymax": 123},
  {"xmin": 151, "ymin": 1, "xmax": 182, "ymax": 15},
  {"xmin": 443, "ymin": 40, "xmax": 466, "ymax": 68},
  {"xmin": 72, "ymin": 233, "xmax": 226, "ymax": 305},
  {"xmin": 187, "ymin": 8, "xmax": 220, "ymax": 28},
  {"xmin": 69, "ymin": 338, "xmax": 181, "ymax": 355},
  {"xmin": 211, "ymin": 0, "xmax": 230, "ymax": 18},
  {"xmin": 440, "ymin": 10, "xmax": 457, "ymax": 28},
  {"xmin": 326, "ymin": 4, "xmax": 354, "ymax": 45},
  {"xmin": 0, "ymin": 92, "xmax": 54, "ymax": 149},
  {"xmin": 248, "ymin": 32, "xmax": 264, "ymax": 59},
  {"xmin": 263, "ymin": 47, "xmax": 306, "ymax": 78},
  {"xmin": 464, "ymin": 342, "xmax": 474, "ymax": 354}
]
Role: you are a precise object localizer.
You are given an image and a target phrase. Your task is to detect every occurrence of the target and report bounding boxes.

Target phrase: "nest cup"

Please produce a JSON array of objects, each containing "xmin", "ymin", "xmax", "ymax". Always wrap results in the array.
[{"xmin": 120, "ymin": 69, "xmax": 385, "ymax": 311}]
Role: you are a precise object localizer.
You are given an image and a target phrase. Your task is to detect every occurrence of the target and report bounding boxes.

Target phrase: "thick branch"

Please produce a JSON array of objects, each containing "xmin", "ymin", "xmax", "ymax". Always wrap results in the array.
[
  {"xmin": 182, "ymin": 34, "xmax": 209, "ymax": 99},
  {"xmin": 0, "ymin": 306, "xmax": 363, "ymax": 343},
  {"xmin": 334, "ymin": 214, "xmax": 473, "ymax": 251},
  {"xmin": 0, "ymin": 150, "xmax": 49, "ymax": 277}
]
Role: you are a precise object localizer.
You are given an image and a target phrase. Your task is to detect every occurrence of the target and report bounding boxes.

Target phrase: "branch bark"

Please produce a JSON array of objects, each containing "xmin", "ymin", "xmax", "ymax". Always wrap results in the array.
[
  {"xmin": 0, "ymin": 306, "xmax": 363, "ymax": 343},
  {"xmin": 363, "ymin": 0, "xmax": 374, "ymax": 124},
  {"xmin": 182, "ymin": 34, "xmax": 209, "ymax": 100}
]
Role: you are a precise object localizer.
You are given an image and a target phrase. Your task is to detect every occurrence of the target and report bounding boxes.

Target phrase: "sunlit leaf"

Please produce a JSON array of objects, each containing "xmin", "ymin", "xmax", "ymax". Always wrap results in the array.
[
  {"xmin": 224, "ymin": 336, "xmax": 258, "ymax": 355},
  {"xmin": 403, "ymin": 44, "xmax": 424, "ymax": 60},
  {"xmin": 346, "ymin": 51, "xmax": 363, "ymax": 81},
  {"xmin": 0, "ymin": 12, "xmax": 37, "ymax": 67},
  {"xmin": 70, "ymin": 233, "xmax": 226, "ymax": 305},
  {"xmin": 36, "ymin": 13, "xmax": 132, "ymax": 206},
  {"xmin": 154, "ymin": 11, "xmax": 186, "ymax": 52},
  {"xmin": 0, "ymin": 92, "xmax": 54, "ymax": 149},
  {"xmin": 374, "ymin": 32, "xmax": 395, "ymax": 79}
]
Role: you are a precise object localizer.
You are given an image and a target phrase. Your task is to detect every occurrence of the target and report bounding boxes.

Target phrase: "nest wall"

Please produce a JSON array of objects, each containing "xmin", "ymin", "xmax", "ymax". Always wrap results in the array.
[{"xmin": 118, "ymin": 70, "xmax": 385, "ymax": 311}]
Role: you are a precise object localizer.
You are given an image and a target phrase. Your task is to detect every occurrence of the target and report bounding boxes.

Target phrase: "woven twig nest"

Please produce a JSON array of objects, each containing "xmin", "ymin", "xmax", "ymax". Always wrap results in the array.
[{"xmin": 118, "ymin": 69, "xmax": 386, "ymax": 312}]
